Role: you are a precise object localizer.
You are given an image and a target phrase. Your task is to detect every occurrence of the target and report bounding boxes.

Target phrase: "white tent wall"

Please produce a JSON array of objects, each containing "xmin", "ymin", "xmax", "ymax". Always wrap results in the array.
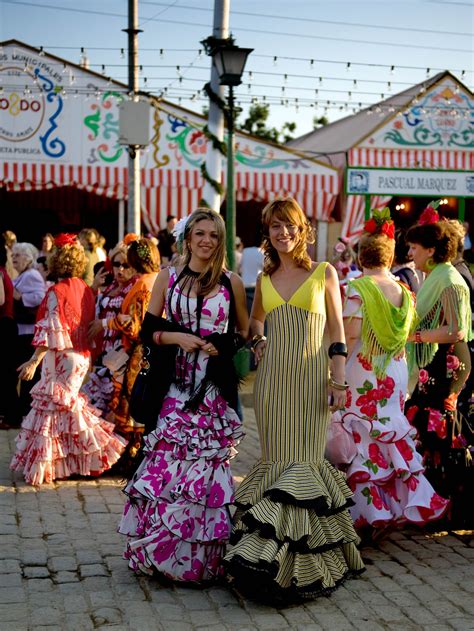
[{"xmin": 1, "ymin": 41, "xmax": 340, "ymax": 247}]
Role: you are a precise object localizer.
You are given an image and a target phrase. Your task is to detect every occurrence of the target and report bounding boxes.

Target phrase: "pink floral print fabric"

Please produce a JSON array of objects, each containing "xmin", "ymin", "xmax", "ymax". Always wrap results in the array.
[{"xmin": 118, "ymin": 269, "xmax": 243, "ymax": 581}]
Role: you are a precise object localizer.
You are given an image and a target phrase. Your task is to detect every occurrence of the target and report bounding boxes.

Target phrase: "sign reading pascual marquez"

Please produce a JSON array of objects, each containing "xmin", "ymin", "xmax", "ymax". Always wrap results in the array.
[{"xmin": 346, "ymin": 168, "xmax": 474, "ymax": 198}]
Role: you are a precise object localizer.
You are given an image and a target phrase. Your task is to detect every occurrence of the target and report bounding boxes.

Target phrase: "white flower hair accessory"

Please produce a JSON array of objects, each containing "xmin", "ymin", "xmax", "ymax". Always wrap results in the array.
[{"xmin": 172, "ymin": 216, "xmax": 190, "ymax": 254}]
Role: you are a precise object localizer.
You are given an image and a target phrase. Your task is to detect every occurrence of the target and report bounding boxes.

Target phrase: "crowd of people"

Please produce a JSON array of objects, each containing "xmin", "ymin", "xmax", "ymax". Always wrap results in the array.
[{"xmin": 1, "ymin": 197, "xmax": 472, "ymax": 606}]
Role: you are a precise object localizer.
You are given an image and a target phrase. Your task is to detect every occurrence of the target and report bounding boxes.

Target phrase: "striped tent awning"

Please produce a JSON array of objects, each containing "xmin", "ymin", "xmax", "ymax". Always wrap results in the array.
[
  {"xmin": 349, "ymin": 147, "xmax": 474, "ymax": 171},
  {"xmin": 341, "ymin": 195, "xmax": 393, "ymax": 242},
  {"xmin": 342, "ymin": 147, "xmax": 473, "ymax": 241},
  {"xmin": 1, "ymin": 163, "xmax": 339, "ymax": 233}
]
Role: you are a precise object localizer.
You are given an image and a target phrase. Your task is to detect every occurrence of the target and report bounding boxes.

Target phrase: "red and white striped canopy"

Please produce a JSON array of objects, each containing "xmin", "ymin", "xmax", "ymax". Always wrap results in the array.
[
  {"xmin": 342, "ymin": 147, "xmax": 473, "ymax": 242},
  {"xmin": 341, "ymin": 195, "xmax": 393, "ymax": 242},
  {"xmin": 1, "ymin": 162, "xmax": 339, "ymax": 233},
  {"xmin": 349, "ymin": 148, "xmax": 474, "ymax": 171}
]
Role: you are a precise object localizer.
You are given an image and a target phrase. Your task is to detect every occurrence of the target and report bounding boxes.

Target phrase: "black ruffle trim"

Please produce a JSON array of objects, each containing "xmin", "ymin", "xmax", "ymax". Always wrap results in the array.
[
  {"xmin": 236, "ymin": 494, "xmax": 354, "ymax": 514},
  {"xmin": 223, "ymin": 555, "xmax": 365, "ymax": 607},
  {"xmin": 233, "ymin": 512, "xmax": 357, "ymax": 553}
]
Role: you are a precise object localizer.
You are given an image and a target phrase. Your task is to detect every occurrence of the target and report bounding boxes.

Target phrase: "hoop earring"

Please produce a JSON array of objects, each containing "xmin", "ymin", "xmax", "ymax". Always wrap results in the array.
[{"xmin": 426, "ymin": 257, "xmax": 436, "ymax": 270}]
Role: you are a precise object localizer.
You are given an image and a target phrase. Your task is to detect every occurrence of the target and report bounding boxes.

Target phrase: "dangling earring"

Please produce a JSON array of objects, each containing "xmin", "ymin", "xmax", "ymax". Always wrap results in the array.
[{"xmin": 426, "ymin": 257, "xmax": 436, "ymax": 270}]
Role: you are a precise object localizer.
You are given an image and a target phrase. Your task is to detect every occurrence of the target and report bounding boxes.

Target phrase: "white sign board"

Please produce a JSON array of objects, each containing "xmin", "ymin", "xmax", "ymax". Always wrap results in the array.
[{"xmin": 346, "ymin": 168, "xmax": 474, "ymax": 198}]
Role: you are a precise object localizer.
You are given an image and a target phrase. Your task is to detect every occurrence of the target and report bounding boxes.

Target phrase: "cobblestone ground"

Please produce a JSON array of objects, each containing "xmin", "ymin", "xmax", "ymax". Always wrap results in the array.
[{"xmin": 0, "ymin": 390, "xmax": 473, "ymax": 630}]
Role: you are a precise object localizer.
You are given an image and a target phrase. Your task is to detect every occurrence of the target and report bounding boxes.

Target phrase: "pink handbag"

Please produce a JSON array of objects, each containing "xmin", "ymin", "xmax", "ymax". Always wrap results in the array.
[{"xmin": 325, "ymin": 413, "xmax": 357, "ymax": 466}]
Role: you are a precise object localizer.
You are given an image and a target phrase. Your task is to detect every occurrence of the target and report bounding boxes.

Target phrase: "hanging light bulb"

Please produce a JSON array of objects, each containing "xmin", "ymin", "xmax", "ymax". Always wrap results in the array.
[
  {"xmin": 346, "ymin": 62, "xmax": 351, "ymax": 72},
  {"xmin": 273, "ymin": 56, "xmax": 277, "ymax": 65},
  {"xmin": 390, "ymin": 65, "xmax": 395, "ymax": 74},
  {"xmin": 120, "ymin": 48, "xmax": 125, "ymax": 59},
  {"xmin": 39, "ymin": 46, "xmax": 45, "ymax": 57}
]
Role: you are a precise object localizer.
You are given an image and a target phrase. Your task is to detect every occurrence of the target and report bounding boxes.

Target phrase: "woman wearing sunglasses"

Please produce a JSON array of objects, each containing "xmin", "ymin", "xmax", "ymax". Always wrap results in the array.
[
  {"xmin": 83, "ymin": 239, "xmax": 138, "ymax": 418},
  {"xmin": 87, "ymin": 236, "xmax": 161, "ymax": 471}
]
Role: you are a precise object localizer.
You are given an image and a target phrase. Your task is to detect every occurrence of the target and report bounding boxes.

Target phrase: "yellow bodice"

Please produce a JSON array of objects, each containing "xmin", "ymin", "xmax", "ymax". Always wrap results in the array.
[{"xmin": 261, "ymin": 262, "xmax": 328, "ymax": 315}]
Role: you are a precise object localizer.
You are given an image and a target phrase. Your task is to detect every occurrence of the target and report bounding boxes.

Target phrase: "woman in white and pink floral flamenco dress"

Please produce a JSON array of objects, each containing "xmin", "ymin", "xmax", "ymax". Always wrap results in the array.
[
  {"xmin": 118, "ymin": 209, "xmax": 248, "ymax": 583},
  {"xmin": 10, "ymin": 234, "xmax": 126, "ymax": 485},
  {"xmin": 339, "ymin": 211, "xmax": 448, "ymax": 538}
]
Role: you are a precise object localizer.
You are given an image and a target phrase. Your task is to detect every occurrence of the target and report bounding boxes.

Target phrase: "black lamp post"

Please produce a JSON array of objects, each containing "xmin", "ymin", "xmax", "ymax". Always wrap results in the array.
[{"xmin": 211, "ymin": 40, "xmax": 253, "ymax": 271}]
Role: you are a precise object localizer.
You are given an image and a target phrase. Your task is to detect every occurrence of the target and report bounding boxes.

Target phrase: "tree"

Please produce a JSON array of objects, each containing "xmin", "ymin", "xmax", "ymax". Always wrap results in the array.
[
  {"xmin": 313, "ymin": 115, "xmax": 329, "ymax": 129},
  {"xmin": 237, "ymin": 104, "xmax": 296, "ymax": 144},
  {"xmin": 202, "ymin": 103, "xmax": 297, "ymax": 145}
]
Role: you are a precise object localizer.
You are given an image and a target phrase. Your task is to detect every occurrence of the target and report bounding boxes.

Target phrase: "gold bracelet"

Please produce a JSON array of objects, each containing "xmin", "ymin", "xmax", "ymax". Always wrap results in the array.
[{"xmin": 329, "ymin": 377, "xmax": 349, "ymax": 391}]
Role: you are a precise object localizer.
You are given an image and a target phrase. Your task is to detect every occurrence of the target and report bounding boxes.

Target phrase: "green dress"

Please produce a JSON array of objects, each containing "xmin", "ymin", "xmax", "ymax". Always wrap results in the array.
[{"xmin": 224, "ymin": 262, "xmax": 365, "ymax": 605}]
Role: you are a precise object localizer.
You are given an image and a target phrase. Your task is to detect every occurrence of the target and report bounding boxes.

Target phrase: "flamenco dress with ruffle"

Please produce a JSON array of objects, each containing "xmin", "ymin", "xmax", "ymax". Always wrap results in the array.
[
  {"xmin": 82, "ymin": 276, "xmax": 137, "ymax": 416},
  {"xmin": 10, "ymin": 278, "xmax": 126, "ymax": 485},
  {"xmin": 224, "ymin": 263, "xmax": 365, "ymax": 606},
  {"xmin": 118, "ymin": 267, "xmax": 243, "ymax": 582},
  {"xmin": 340, "ymin": 280, "xmax": 448, "ymax": 532}
]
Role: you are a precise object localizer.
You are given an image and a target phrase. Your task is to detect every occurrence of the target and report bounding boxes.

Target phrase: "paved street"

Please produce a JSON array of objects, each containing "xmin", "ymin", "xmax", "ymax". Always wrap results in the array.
[{"xmin": 0, "ymin": 388, "xmax": 473, "ymax": 631}]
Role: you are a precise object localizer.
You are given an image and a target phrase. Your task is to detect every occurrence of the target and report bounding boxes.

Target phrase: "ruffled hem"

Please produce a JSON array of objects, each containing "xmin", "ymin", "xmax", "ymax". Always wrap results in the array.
[
  {"xmin": 145, "ymin": 395, "xmax": 244, "ymax": 463},
  {"xmin": 235, "ymin": 460, "xmax": 354, "ymax": 513},
  {"xmin": 11, "ymin": 413, "xmax": 126, "ymax": 486},
  {"xmin": 224, "ymin": 537, "xmax": 365, "ymax": 606},
  {"xmin": 119, "ymin": 391, "xmax": 243, "ymax": 582},
  {"xmin": 122, "ymin": 509, "xmax": 226, "ymax": 582},
  {"xmin": 341, "ymin": 411, "xmax": 449, "ymax": 529},
  {"xmin": 224, "ymin": 458, "xmax": 365, "ymax": 604},
  {"xmin": 82, "ymin": 370, "xmax": 114, "ymax": 414}
]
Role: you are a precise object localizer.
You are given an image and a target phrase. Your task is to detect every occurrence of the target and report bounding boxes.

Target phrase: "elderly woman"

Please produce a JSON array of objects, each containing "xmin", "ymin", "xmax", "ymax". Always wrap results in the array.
[
  {"xmin": 10, "ymin": 234, "xmax": 126, "ymax": 485},
  {"xmin": 12, "ymin": 242, "xmax": 47, "ymax": 418},
  {"xmin": 338, "ymin": 210, "xmax": 448, "ymax": 538},
  {"xmin": 405, "ymin": 204, "xmax": 473, "ymax": 529}
]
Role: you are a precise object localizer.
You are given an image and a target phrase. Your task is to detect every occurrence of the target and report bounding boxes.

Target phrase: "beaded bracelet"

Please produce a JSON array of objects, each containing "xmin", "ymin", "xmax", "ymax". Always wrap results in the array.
[{"xmin": 153, "ymin": 331, "xmax": 162, "ymax": 345}]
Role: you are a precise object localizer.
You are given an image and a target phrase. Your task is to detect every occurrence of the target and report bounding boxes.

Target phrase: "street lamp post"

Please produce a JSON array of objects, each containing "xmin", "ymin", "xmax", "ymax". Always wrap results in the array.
[{"xmin": 211, "ymin": 40, "xmax": 253, "ymax": 271}]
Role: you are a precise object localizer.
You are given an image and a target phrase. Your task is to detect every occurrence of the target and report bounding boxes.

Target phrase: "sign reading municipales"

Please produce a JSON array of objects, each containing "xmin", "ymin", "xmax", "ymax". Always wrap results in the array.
[{"xmin": 346, "ymin": 168, "xmax": 474, "ymax": 198}]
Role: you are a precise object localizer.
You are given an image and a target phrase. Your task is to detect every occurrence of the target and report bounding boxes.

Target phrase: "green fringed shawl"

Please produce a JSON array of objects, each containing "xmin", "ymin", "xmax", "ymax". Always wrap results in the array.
[
  {"xmin": 407, "ymin": 262, "xmax": 473, "ymax": 372},
  {"xmin": 349, "ymin": 276, "xmax": 415, "ymax": 378}
]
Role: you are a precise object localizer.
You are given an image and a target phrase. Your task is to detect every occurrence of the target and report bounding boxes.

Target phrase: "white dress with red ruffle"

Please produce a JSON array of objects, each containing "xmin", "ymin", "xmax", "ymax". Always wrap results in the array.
[
  {"xmin": 10, "ymin": 290, "xmax": 126, "ymax": 485},
  {"xmin": 340, "ymin": 285, "xmax": 449, "ymax": 530}
]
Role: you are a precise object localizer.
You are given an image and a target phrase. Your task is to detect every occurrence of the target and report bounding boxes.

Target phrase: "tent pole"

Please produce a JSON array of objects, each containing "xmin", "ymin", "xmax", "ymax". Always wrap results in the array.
[
  {"xmin": 458, "ymin": 197, "xmax": 466, "ymax": 223},
  {"xmin": 365, "ymin": 194, "xmax": 371, "ymax": 221},
  {"xmin": 118, "ymin": 199, "xmax": 125, "ymax": 242},
  {"xmin": 124, "ymin": 0, "xmax": 142, "ymax": 235},
  {"xmin": 202, "ymin": 0, "xmax": 229, "ymax": 211}
]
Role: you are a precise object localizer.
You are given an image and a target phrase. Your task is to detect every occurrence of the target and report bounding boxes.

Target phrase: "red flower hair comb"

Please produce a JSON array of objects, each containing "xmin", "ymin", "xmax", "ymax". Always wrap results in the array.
[
  {"xmin": 418, "ymin": 200, "xmax": 441, "ymax": 226},
  {"xmin": 54, "ymin": 233, "xmax": 78, "ymax": 248},
  {"xmin": 363, "ymin": 207, "xmax": 395, "ymax": 239}
]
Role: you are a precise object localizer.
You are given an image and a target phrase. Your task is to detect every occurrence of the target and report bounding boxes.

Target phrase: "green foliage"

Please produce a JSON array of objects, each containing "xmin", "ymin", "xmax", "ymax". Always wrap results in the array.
[
  {"xmin": 313, "ymin": 115, "xmax": 329, "ymax": 129},
  {"xmin": 237, "ymin": 104, "xmax": 297, "ymax": 144}
]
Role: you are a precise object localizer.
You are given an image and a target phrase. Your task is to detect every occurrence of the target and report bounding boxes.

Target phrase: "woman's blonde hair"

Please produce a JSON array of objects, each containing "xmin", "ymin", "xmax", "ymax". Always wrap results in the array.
[
  {"xmin": 261, "ymin": 198, "xmax": 314, "ymax": 275},
  {"xmin": 48, "ymin": 242, "xmax": 87, "ymax": 278},
  {"xmin": 358, "ymin": 233, "xmax": 395, "ymax": 269},
  {"xmin": 181, "ymin": 208, "xmax": 227, "ymax": 295}
]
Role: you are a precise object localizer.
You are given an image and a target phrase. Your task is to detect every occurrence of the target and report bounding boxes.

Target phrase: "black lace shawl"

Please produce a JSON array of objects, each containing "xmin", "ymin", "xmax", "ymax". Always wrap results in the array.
[{"xmin": 139, "ymin": 269, "xmax": 244, "ymax": 435}]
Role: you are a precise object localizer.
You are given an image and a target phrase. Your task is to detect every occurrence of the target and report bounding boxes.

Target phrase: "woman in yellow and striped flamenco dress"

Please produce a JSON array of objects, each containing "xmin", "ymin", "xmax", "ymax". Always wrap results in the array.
[{"xmin": 224, "ymin": 198, "xmax": 365, "ymax": 605}]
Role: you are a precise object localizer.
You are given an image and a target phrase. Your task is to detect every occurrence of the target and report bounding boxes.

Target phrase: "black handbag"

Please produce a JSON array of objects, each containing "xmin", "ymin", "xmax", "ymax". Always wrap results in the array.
[
  {"xmin": 129, "ymin": 346, "xmax": 157, "ymax": 429},
  {"xmin": 129, "ymin": 343, "xmax": 176, "ymax": 436}
]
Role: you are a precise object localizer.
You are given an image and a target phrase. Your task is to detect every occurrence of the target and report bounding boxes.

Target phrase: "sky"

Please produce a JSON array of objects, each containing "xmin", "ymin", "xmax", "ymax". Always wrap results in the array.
[{"xmin": 1, "ymin": 0, "xmax": 473, "ymax": 138}]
